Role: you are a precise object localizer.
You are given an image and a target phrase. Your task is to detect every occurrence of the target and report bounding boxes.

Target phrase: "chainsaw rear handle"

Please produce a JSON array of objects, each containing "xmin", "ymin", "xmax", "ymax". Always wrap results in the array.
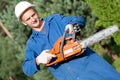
[
  {"xmin": 45, "ymin": 47, "xmax": 65, "ymax": 66},
  {"xmin": 46, "ymin": 53, "xmax": 64, "ymax": 66},
  {"xmin": 46, "ymin": 45, "xmax": 84, "ymax": 67}
]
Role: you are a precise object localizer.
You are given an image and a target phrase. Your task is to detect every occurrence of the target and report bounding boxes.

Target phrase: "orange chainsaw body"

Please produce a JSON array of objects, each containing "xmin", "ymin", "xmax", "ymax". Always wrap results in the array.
[{"xmin": 46, "ymin": 37, "xmax": 84, "ymax": 66}]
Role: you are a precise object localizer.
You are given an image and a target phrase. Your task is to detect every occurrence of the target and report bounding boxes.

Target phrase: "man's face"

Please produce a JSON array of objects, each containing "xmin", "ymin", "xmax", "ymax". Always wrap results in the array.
[{"xmin": 21, "ymin": 8, "xmax": 40, "ymax": 29}]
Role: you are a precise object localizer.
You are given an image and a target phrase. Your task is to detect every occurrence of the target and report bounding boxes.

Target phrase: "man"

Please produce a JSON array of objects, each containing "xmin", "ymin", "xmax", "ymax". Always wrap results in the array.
[{"xmin": 15, "ymin": 1, "xmax": 120, "ymax": 80}]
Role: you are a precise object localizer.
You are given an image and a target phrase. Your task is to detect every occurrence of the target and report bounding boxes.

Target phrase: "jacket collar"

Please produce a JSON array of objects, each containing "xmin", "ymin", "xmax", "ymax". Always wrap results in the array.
[{"xmin": 31, "ymin": 16, "xmax": 53, "ymax": 38}]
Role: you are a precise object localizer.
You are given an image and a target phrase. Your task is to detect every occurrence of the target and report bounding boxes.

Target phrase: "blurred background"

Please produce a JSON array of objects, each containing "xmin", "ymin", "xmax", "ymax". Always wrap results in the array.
[{"xmin": 0, "ymin": 0, "xmax": 120, "ymax": 80}]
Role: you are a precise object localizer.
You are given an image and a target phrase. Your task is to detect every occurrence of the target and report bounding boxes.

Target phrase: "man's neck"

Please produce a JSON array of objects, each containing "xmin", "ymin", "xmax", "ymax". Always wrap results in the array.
[{"xmin": 33, "ymin": 20, "xmax": 44, "ymax": 31}]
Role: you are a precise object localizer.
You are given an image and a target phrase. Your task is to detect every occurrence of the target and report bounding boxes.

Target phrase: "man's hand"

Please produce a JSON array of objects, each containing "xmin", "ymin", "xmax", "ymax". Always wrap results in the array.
[
  {"xmin": 65, "ymin": 24, "xmax": 74, "ymax": 34},
  {"xmin": 36, "ymin": 50, "xmax": 56, "ymax": 65}
]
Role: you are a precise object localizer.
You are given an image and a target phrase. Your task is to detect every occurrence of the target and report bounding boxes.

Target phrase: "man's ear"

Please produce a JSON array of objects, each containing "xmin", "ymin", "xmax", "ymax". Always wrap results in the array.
[{"xmin": 22, "ymin": 21, "xmax": 27, "ymax": 26}]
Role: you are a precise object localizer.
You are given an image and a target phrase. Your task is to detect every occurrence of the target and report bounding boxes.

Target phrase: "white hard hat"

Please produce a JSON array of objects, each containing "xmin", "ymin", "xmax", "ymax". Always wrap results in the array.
[{"xmin": 15, "ymin": 1, "xmax": 34, "ymax": 20}]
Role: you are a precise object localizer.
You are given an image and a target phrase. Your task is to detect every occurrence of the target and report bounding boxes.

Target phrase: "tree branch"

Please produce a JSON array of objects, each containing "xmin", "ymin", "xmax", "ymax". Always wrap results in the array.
[{"xmin": 0, "ymin": 20, "xmax": 13, "ymax": 39}]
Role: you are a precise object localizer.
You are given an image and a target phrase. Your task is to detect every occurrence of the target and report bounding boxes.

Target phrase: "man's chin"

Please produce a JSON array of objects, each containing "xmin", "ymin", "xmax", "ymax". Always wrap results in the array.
[{"xmin": 33, "ymin": 24, "xmax": 39, "ymax": 28}]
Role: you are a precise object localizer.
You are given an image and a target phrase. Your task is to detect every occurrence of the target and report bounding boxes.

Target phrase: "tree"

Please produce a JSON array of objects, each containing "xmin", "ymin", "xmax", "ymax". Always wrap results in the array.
[
  {"xmin": 0, "ymin": 0, "xmax": 33, "ymax": 80},
  {"xmin": 86, "ymin": 0, "xmax": 120, "ymax": 45},
  {"xmin": 0, "ymin": 37, "xmax": 31, "ymax": 80}
]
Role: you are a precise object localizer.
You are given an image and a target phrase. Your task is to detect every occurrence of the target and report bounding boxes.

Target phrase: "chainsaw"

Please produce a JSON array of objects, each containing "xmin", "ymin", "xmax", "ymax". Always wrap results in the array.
[{"xmin": 46, "ymin": 24, "xmax": 119, "ymax": 66}]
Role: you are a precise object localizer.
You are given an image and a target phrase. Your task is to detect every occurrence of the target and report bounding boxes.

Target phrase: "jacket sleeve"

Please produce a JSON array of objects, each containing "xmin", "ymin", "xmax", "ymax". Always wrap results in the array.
[
  {"xmin": 22, "ymin": 41, "xmax": 40, "ymax": 76},
  {"xmin": 53, "ymin": 14, "xmax": 85, "ymax": 28}
]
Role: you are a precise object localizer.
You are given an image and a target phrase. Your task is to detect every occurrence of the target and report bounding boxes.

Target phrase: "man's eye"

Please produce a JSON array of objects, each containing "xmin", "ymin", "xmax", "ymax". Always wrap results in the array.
[
  {"xmin": 32, "ymin": 13, "xmax": 35, "ymax": 17},
  {"xmin": 26, "ymin": 18, "xmax": 30, "ymax": 21}
]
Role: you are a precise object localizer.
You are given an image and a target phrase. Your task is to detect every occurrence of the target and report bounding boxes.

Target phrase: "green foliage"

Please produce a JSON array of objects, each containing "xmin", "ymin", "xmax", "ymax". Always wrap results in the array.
[
  {"xmin": 0, "ymin": 0, "xmax": 31, "ymax": 45},
  {"xmin": 86, "ymin": 0, "xmax": 120, "ymax": 26},
  {"xmin": 86, "ymin": 0, "xmax": 120, "ymax": 45},
  {"xmin": 113, "ymin": 58, "xmax": 120, "ymax": 73},
  {"xmin": 0, "ymin": 37, "xmax": 27, "ymax": 80},
  {"xmin": 113, "ymin": 31, "xmax": 120, "ymax": 45},
  {"xmin": 0, "ymin": 0, "xmax": 10, "ymax": 12},
  {"xmin": 0, "ymin": 0, "xmax": 33, "ymax": 80},
  {"xmin": 92, "ymin": 43, "xmax": 106, "ymax": 56}
]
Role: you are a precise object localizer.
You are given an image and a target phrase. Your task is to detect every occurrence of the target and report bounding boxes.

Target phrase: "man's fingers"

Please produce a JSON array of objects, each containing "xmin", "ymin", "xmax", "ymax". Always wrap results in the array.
[
  {"xmin": 47, "ymin": 53, "xmax": 56, "ymax": 58},
  {"xmin": 47, "ymin": 58, "xmax": 51, "ymax": 64},
  {"xmin": 51, "ymin": 54, "xmax": 56, "ymax": 57}
]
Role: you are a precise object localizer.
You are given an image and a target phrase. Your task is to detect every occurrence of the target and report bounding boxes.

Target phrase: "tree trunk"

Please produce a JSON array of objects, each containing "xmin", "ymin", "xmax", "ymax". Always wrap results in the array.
[
  {"xmin": 0, "ymin": 21, "xmax": 13, "ymax": 39},
  {"xmin": 102, "ymin": 44, "xmax": 118, "ymax": 61}
]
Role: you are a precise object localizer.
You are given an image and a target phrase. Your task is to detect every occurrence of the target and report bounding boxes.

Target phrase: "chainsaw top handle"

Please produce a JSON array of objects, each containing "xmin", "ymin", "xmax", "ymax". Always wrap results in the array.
[{"xmin": 60, "ymin": 23, "xmax": 82, "ymax": 59}]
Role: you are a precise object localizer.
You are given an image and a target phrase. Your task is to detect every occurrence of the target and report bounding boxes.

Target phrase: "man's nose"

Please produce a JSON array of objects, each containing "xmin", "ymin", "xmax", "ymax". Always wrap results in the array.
[{"xmin": 31, "ymin": 17, "xmax": 35, "ymax": 21}]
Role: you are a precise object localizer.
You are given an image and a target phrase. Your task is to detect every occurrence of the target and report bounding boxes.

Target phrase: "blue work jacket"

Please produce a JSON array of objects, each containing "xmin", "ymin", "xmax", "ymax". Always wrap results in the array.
[{"xmin": 22, "ymin": 14, "xmax": 120, "ymax": 80}]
